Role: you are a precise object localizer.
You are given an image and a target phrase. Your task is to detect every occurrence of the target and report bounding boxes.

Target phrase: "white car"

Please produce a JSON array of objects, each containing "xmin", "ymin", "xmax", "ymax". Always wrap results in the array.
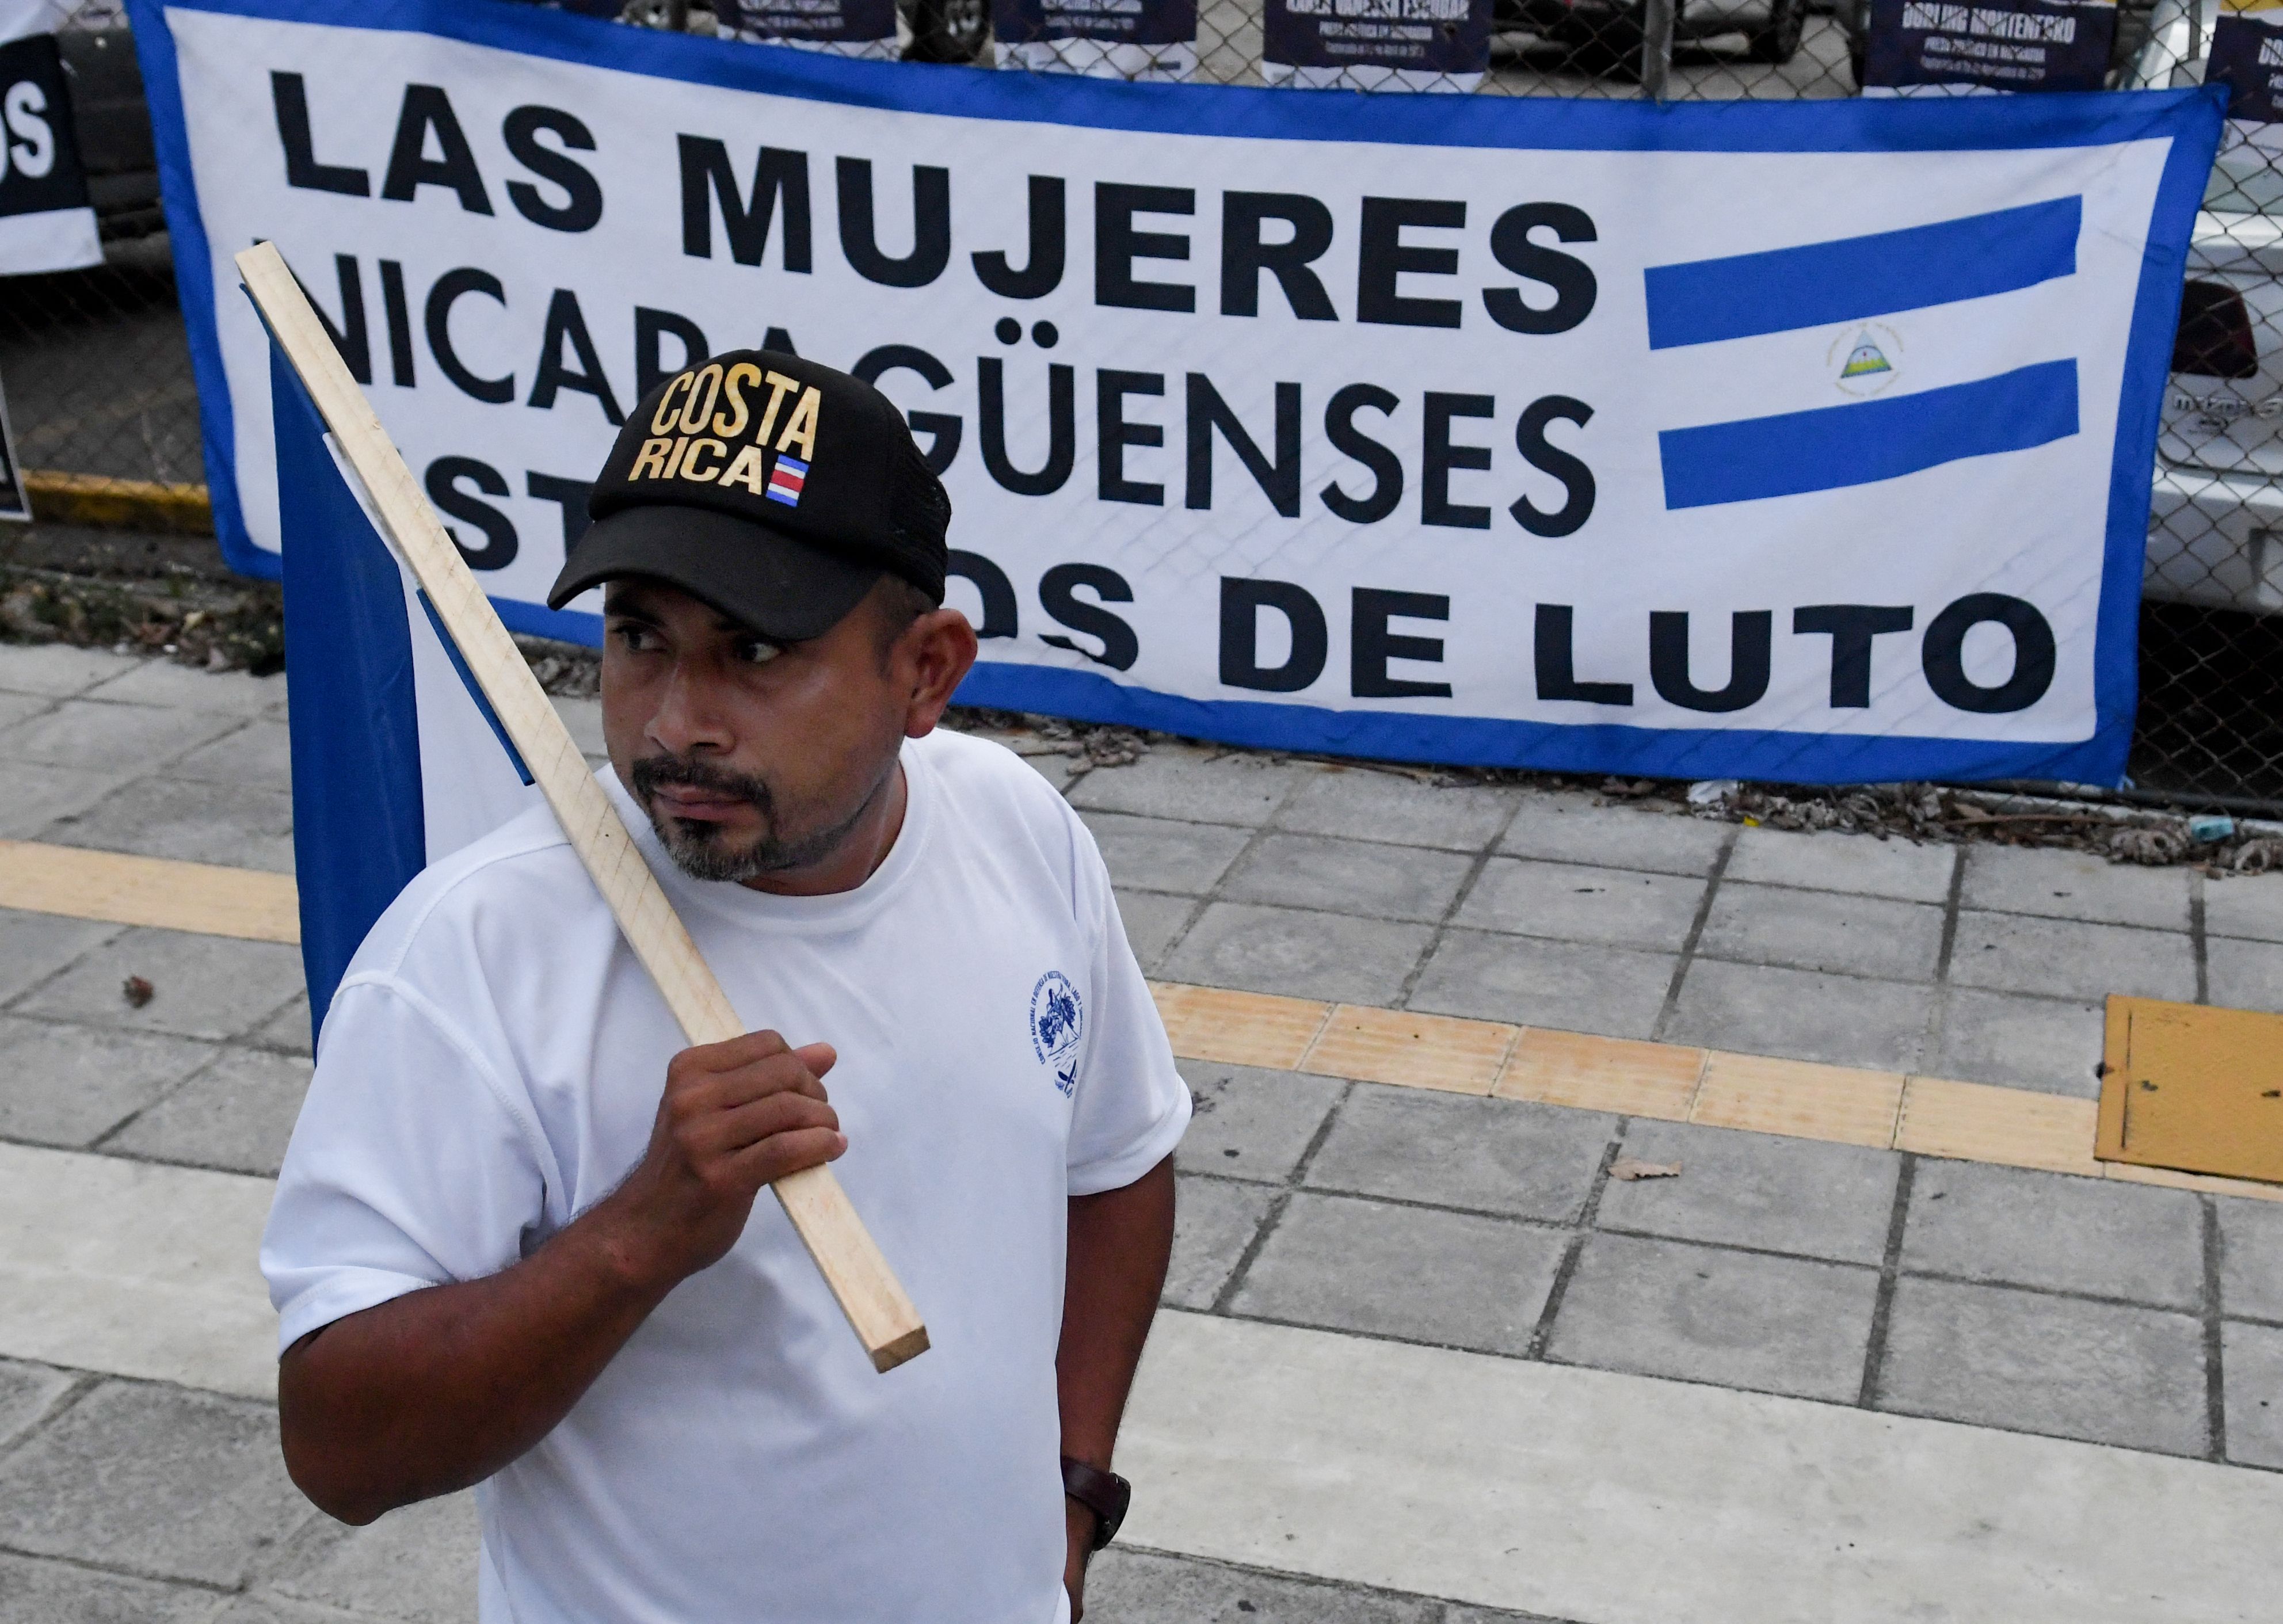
[{"xmin": 2126, "ymin": 0, "xmax": 2283, "ymax": 616}]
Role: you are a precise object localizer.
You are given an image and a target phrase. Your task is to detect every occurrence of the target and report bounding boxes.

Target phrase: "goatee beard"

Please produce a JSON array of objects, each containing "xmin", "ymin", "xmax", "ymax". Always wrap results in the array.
[{"xmin": 628, "ymin": 754, "xmax": 867, "ymax": 883}]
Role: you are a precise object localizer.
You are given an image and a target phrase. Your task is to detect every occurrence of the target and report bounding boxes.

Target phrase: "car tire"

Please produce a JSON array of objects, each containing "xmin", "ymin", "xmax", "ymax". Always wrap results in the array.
[
  {"xmin": 1748, "ymin": 0, "xmax": 1804, "ymax": 62},
  {"xmin": 904, "ymin": 0, "xmax": 990, "ymax": 62}
]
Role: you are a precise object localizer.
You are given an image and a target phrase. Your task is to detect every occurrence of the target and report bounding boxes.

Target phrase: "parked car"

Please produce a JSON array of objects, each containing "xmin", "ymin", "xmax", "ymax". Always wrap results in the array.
[
  {"xmin": 2124, "ymin": 0, "xmax": 2283, "ymax": 616},
  {"xmin": 1495, "ymin": 0, "xmax": 1808, "ymax": 72}
]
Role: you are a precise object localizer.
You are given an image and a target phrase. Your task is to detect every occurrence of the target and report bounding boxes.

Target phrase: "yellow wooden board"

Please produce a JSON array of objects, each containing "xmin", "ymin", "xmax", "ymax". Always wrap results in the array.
[
  {"xmin": 0, "ymin": 839, "xmax": 300, "ymax": 944},
  {"xmin": 2098, "ymin": 996, "xmax": 2283, "ymax": 1185}
]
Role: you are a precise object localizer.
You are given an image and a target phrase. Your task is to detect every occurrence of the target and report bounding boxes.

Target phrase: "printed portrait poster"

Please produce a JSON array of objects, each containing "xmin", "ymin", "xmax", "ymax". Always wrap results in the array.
[
  {"xmin": 1863, "ymin": 0, "xmax": 2117, "ymax": 92},
  {"xmin": 729, "ymin": 0, "xmax": 898, "ymax": 58},
  {"xmin": 992, "ymin": 0, "xmax": 1197, "ymax": 82},
  {"xmin": 2206, "ymin": 1, "xmax": 2283, "ymax": 125},
  {"xmin": 1262, "ymin": 0, "xmax": 1491, "ymax": 90},
  {"xmin": 0, "ymin": 0, "xmax": 102, "ymax": 275}
]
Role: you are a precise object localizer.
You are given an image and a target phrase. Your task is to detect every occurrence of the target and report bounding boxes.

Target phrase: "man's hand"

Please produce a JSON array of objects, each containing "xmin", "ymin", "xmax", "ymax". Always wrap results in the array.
[
  {"xmin": 1065, "ymin": 1499, "xmax": 1097, "ymax": 1621},
  {"xmin": 600, "ymin": 1030, "xmax": 846, "ymax": 1287},
  {"xmin": 279, "ymin": 1027, "xmax": 847, "ymax": 1525}
]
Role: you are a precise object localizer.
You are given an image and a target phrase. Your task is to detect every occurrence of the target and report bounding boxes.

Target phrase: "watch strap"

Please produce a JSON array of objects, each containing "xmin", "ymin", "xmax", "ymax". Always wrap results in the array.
[{"xmin": 1060, "ymin": 1455, "xmax": 1130, "ymax": 1551}]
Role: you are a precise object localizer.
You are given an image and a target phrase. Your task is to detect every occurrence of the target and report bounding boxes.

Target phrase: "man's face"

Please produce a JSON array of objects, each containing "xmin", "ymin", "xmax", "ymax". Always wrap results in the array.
[{"xmin": 600, "ymin": 577, "xmax": 929, "ymax": 886}]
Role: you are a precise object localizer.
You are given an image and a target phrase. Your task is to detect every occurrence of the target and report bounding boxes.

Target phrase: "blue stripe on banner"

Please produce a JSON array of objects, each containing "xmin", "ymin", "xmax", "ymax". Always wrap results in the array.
[
  {"xmin": 1644, "ymin": 197, "xmax": 2082, "ymax": 350},
  {"xmin": 272, "ymin": 346, "xmax": 428, "ymax": 1036},
  {"xmin": 1658, "ymin": 360, "xmax": 2079, "ymax": 510},
  {"xmin": 951, "ymin": 659, "xmax": 2133, "ymax": 789}
]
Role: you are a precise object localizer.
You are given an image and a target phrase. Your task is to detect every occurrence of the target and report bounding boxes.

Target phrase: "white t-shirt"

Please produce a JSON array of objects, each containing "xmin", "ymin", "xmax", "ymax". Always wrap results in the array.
[{"xmin": 262, "ymin": 729, "xmax": 1191, "ymax": 1624}]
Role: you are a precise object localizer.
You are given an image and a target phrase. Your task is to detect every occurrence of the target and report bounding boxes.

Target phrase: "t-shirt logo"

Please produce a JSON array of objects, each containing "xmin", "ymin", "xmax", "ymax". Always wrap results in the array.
[{"xmin": 1030, "ymin": 970, "xmax": 1084, "ymax": 1096}]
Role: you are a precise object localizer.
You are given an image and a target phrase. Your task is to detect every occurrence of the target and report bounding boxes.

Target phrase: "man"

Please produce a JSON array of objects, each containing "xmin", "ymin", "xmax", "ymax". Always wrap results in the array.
[{"xmin": 262, "ymin": 351, "xmax": 1189, "ymax": 1622}]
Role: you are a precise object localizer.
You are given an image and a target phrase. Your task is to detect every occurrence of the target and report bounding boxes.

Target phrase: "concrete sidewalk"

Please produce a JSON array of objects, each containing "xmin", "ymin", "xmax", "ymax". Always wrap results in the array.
[{"xmin": 3, "ymin": 641, "xmax": 2282, "ymax": 1623}]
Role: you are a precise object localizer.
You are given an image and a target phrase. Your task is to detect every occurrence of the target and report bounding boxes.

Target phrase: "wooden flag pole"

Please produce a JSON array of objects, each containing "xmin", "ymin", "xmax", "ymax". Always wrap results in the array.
[{"xmin": 239, "ymin": 242, "xmax": 929, "ymax": 1374}]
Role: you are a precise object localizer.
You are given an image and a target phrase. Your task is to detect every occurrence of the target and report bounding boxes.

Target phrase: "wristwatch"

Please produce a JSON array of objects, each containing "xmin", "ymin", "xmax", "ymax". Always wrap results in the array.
[{"xmin": 1060, "ymin": 1455, "xmax": 1131, "ymax": 1551}]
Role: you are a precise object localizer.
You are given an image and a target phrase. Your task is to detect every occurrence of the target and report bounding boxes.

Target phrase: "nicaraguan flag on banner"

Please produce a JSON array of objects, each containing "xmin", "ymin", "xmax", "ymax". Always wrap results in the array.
[{"xmin": 269, "ymin": 344, "xmax": 546, "ymax": 1030}]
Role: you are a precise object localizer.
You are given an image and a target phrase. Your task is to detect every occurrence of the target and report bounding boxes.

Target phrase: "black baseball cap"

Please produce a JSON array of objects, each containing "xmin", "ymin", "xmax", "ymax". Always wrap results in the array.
[{"xmin": 548, "ymin": 350, "xmax": 951, "ymax": 642}]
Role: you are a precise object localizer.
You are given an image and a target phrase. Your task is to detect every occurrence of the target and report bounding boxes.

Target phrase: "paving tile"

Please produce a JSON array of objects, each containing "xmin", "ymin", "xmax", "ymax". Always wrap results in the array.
[
  {"xmin": 1896, "ymin": 1079, "xmax": 2101, "ymax": 1178},
  {"xmin": 1902, "ymin": 1160, "xmax": 2204, "ymax": 1310},
  {"xmin": 1408, "ymin": 931, "xmax": 1676, "ymax": 1039},
  {"xmin": 1961, "ymin": 844, "xmax": 2192, "ymax": 931},
  {"xmin": 1594, "ymin": 1119, "xmax": 1900, "ymax": 1264},
  {"xmin": 1695, "ymin": 883, "xmax": 1944, "ymax": 982},
  {"xmin": 1165, "ymin": 1175, "xmax": 1277, "ymax": 1310},
  {"xmin": 1662, "ymin": 959, "xmax": 1933, "ymax": 1072},
  {"xmin": 1066, "ymin": 747, "xmax": 1301, "ymax": 826},
  {"xmin": 0, "ymin": 1359, "xmax": 72, "ymax": 1449},
  {"xmin": 1723, "ymin": 826, "xmax": 1957, "ymax": 903},
  {"xmin": 2224, "ymin": 1320, "xmax": 2283, "ymax": 1471},
  {"xmin": 1160, "ymin": 903, "xmax": 1433, "ymax": 1008},
  {"xmin": 267, "ymin": 1490, "xmax": 479, "ymax": 1623},
  {"xmin": 1224, "ymin": 833, "xmax": 1474, "ymax": 925},
  {"xmin": 1230, "ymin": 1192, "xmax": 1566, "ymax": 1355},
  {"xmin": 1877, "ymin": 1277, "xmax": 2208, "ymax": 1455},
  {"xmin": 1083, "ymin": 811, "xmax": 1253, "ymax": 896},
  {"xmin": 104, "ymin": 1046, "xmax": 314, "ymax": 1176},
  {"xmin": 1946, "ymin": 912, "xmax": 2196, "ymax": 1004},
  {"xmin": 0, "ymin": 1017, "xmax": 218, "ymax": 1148},
  {"xmin": 1497, "ymin": 1028, "xmax": 1702, "ymax": 1119},
  {"xmin": 1085, "ymin": 1547, "xmax": 1438, "ymax": 1624},
  {"xmin": 85, "ymin": 660, "xmax": 289, "ymax": 716},
  {"xmin": 2204, "ymin": 872, "xmax": 2283, "ymax": 945},
  {"xmin": 0, "ymin": 692, "xmax": 50, "ymax": 731},
  {"xmin": 168, "ymin": 718, "xmax": 292, "ymax": 791},
  {"xmin": 246, "ymin": 994, "xmax": 315, "ymax": 1058},
  {"xmin": 0, "ymin": 1381, "xmax": 313, "ymax": 1587},
  {"xmin": 12, "ymin": 927, "xmax": 306, "ymax": 1043},
  {"xmin": 2207, "ymin": 936, "xmax": 2283, "ymax": 1016},
  {"xmin": 0, "ymin": 699, "xmax": 238, "ymax": 773},
  {"xmin": 2219, "ymin": 1198, "xmax": 2283, "ymax": 1324},
  {"xmin": 1176, "ymin": 1059, "xmax": 1343, "ymax": 1184},
  {"xmin": 1691, "ymin": 1053, "xmax": 1903, "ymax": 1148},
  {"xmin": 1115, "ymin": 890, "xmax": 1192, "ymax": 976},
  {"xmin": 1927, "ymin": 988, "xmax": 2105, "ymax": 1099},
  {"xmin": 0, "ymin": 762, "xmax": 139, "ymax": 838},
  {"xmin": 1009, "ymin": 745, "xmax": 1081, "ymax": 794},
  {"xmin": 0, "ymin": 908, "xmax": 121, "ymax": 1005},
  {"xmin": 1548, "ymin": 1233, "xmax": 1878, "ymax": 1402},
  {"xmin": 1455, "ymin": 857, "xmax": 1706, "ymax": 951},
  {"xmin": 1304, "ymin": 1088, "xmax": 1613, "ymax": 1222},
  {"xmin": 0, "ymin": 643, "xmax": 146, "ymax": 697},
  {"xmin": 1499, "ymin": 796, "xmax": 1731, "ymax": 876},
  {"xmin": 1154, "ymin": 984, "xmax": 1330, "ymax": 1072},
  {"xmin": 0, "ymin": 1550, "xmax": 220, "ymax": 1623},
  {"xmin": 43, "ymin": 777, "xmax": 296, "ymax": 873},
  {"xmin": 1275, "ymin": 766, "xmax": 1519, "ymax": 853},
  {"xmin": 1305, "ymin": 1005, "xmax": 1513, "ymax": 1095}
]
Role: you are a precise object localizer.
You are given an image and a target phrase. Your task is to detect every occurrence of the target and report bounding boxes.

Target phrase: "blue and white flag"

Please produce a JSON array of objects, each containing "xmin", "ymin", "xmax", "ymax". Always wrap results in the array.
[
  {"xmin": 134, "ymin": 0, "xmax": 2222, "ymax": 790},
  {"xmin": 269, "ymin": 344, "xmax": 542, "ymax": 1026}
]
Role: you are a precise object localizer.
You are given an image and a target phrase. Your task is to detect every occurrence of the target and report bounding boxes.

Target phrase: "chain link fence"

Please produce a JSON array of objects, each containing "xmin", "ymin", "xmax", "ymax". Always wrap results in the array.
[{"xmin": 6, "ymin": 0, "xmax": 2281, "ymax": 809}]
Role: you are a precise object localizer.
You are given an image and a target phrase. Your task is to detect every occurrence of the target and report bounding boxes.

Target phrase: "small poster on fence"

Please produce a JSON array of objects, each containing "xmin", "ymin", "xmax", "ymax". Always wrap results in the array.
[
  {"xmin": 0, "ymin": 368, "xmax": 28, "ymax": 524},
  {"xmin": 1862, "ymin": 0, "xmax": 2116, "ymax": 93},
  {"xmin": 729, "ymin": 0, "xmax": 899, "ymax": 57},
  {"xmin": 0, "ymin": 0, "xmax": 101, "ymax": 276},
  {"xmin": 993, "ymin": 0, "xmax": 1196, "ymax": 81},
  {"xmin": 1261, "ymin": 0, "xmax": 1490, "ymax": 90},
  {"xmin": 2206, "ymin": 3, "xmax": 2283, "ymax": 125}
]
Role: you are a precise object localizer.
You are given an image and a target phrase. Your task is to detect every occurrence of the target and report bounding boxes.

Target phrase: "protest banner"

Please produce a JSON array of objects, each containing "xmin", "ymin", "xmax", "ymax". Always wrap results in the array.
[
  {"xmin": 728, "ymin": 0, "xmax": 901, "ymax": 58},
  {"xmin": 0, "ymin": 0, "xmax": 100, "ymax": 274},
  {"xmin": 127, "ymin": 0, "xmax": 2221, "ymax": 789},
  {"xmin": 1862, "ymin": 0, "xmax": 2118, "ymax": 94},
  {"xmin": 2208, "ymin": 2, "xmax": 2283, "ymax": 127}
]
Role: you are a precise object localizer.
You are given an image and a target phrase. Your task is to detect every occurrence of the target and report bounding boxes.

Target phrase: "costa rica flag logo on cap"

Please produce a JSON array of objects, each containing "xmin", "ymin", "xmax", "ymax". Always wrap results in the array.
[{"xmin": 766, "ymin": 454, "xmax": 808, "ymax": 507}]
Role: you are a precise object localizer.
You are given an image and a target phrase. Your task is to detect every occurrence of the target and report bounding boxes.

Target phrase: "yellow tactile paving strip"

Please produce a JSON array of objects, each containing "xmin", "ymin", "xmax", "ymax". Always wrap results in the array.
[{"xmin": 3, "ymin": 838, "xmax": 2276, "ymax": 1202}]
